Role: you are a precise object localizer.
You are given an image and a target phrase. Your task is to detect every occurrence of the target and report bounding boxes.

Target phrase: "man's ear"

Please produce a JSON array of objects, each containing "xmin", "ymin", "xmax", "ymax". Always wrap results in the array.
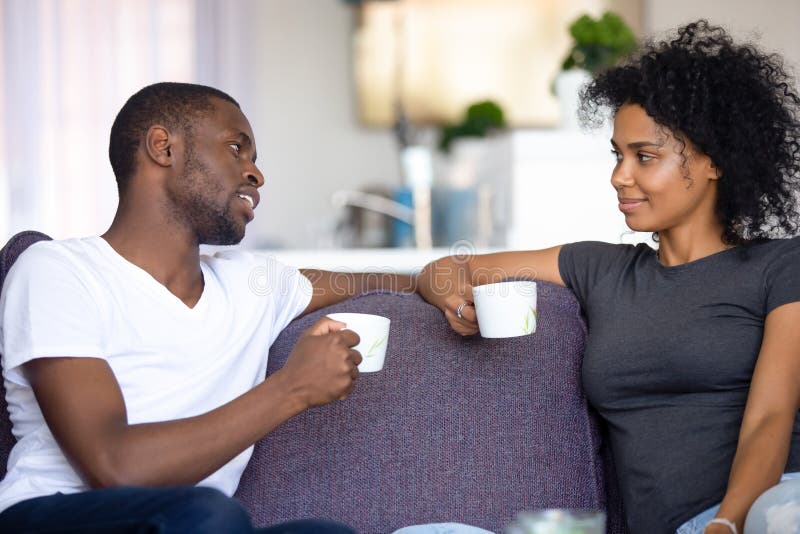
[{"xmin": 145, "ymin": 125, "xmax": 174, "ymax": 168}]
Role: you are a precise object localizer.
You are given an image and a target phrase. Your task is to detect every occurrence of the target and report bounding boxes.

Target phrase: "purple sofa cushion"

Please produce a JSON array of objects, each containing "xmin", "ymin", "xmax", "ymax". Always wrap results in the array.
[
  {"xmin": 236, "ymin": 285, "xmax": 612, "ymax": 533},
  {"xmin": 0, "ymin": 231, "xmax": 53, "ymax": 477}
]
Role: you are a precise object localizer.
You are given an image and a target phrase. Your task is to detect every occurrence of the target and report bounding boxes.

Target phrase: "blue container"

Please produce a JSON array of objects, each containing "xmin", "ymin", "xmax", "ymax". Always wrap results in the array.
[
  {"xmin": 432, "ymin": 186, "xmax": 478, "ymax": 247},
  {"xmin": 392, "ymin": 186, "xmax": 415, "ymax": 248}
]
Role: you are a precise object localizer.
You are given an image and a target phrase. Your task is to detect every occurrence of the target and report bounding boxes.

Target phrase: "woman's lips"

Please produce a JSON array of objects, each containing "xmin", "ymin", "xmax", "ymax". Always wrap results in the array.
[{"xmin": 618, "ymin": 198, "xmax": 647, "ymax": 213}]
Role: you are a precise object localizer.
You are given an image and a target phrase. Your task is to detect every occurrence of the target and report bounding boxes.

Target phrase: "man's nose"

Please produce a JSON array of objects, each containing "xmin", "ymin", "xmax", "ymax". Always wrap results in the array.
[{"xmin": 244, "ymin": 163, "xmax": 265, "ymax": 189}]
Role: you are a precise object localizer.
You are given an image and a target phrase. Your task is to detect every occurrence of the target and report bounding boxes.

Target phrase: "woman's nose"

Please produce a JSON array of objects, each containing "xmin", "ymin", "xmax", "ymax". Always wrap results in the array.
[{"xmin": 610, "ymin": 161, "xmax": 634, "ymax": 191}]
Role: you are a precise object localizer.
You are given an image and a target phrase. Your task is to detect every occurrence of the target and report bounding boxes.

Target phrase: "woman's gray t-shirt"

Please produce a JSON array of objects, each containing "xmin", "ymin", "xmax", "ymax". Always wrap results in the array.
[{"xmin": 558, "ymin": 238, "xmax": 800, "ymax": 533}]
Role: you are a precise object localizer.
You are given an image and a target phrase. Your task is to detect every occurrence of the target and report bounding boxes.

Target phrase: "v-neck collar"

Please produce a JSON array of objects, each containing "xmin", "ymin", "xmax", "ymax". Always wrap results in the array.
[{"xmin": 92, "ymin": 237, "xmax": 210, "ymax": 315}]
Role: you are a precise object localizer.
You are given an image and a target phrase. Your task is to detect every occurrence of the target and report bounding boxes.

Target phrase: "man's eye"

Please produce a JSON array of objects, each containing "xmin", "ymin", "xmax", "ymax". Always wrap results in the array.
[{"xmin": 229, "ymin": 143, "xmax": 241, "ymax": 154}]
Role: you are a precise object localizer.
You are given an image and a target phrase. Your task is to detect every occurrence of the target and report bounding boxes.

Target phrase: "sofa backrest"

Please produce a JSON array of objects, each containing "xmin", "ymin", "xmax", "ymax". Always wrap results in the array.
[
  {"xmin": 235, "ymin": 286, "xmax": 626, "ymax": 533},
  {"xmin": 0, "ymin": 231, "xmax": 53, "ymax": 476},
  {"xmin": 0, "ymin": 235, "xmax": 627, "ymax": 532}
]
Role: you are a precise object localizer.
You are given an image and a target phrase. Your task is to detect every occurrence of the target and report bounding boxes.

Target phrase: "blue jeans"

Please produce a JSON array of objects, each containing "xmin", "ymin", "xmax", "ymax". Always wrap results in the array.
[
  {"xmin": 676, "ymin": 472, "xmax": 800, "ymax": 533},
  {"xmin": 0, "ymin": 486, "xmax": 356, "ymax": 534}
]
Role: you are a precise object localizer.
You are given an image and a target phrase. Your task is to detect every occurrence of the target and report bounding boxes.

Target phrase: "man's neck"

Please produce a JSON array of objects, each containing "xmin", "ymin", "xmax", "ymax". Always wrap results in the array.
[{"xmin": 102, "ymin": 216, "xmax": 205, "ymax": 308}]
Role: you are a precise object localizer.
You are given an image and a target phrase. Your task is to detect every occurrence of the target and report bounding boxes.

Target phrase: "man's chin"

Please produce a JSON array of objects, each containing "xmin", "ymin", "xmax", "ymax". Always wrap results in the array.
[
  {"xmin": 204, "ymin": 236, "xmax": 244, "ymax": 246},
  {"xmin": 199, "ymin": 226, "xmax": 246, "ymax": 246}
]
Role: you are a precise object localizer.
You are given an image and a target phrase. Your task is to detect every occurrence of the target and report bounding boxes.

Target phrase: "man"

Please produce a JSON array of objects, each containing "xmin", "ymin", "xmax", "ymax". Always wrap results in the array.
[{"xmin": 0, "ymin": 82, "xmax": 413, "ymax": 533}]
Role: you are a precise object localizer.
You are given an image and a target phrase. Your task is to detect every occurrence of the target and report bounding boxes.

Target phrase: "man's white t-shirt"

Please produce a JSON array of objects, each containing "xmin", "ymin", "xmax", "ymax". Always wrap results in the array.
[{"xmin": 0, "ymin": 237, "xmax": 312, "ymax": 513}]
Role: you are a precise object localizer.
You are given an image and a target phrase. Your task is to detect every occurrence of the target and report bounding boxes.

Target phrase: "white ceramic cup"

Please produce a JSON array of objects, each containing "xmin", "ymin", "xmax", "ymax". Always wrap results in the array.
[
  {"xmin": 472, "ymin": 280, "xmax": 537, "ymax": 338},
  {"xmin": 326, "ymin": 312, "xmax": 391, "ymax": 372},
  {"xmin": 507, "ymin": 509, "xmax": 605, "ymax": 534}
]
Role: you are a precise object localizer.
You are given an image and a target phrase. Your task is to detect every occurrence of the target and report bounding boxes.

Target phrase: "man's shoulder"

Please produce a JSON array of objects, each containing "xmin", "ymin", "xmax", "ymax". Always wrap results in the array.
[
  {"xmin": 1, "ymin": 238, "xmax": 110, "ymax": 320},
  {"xmin": 12, "ymin": 236, "xmax": 101, "ymax": 271},
  {"xmin": 202, "ymin": 249, "xmax": 297, "ymax": 275},
  {"xmin": 201, "ymin": 249, "xmax": 309, "ymax": 301},
  {"xmin": 202, "ymin": 247, "xmax": 258, "ymax": 264}
]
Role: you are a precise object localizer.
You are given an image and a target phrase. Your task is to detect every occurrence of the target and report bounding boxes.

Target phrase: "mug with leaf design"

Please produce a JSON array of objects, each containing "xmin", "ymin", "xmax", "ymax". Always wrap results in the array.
[
  {"xmin": 327, "ymin": 313, "xmax": 391, "ymax": 372},
  {"xmin": 472, "ymin": 281, "xmax": 537, "ymax": 338}
]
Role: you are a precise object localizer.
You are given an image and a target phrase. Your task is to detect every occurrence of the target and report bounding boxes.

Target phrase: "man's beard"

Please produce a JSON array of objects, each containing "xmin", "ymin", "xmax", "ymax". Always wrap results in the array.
[
  {"xmin": 185, "ymin": 190, "xmax": 245, "ymax": 246},
  {"xmin": 168, "ymin": 153, "xmax": 246, "ymax": 246}
]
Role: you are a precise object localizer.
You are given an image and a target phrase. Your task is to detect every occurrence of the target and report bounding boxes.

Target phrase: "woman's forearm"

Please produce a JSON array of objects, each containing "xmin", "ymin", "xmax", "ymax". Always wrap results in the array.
[
  {"xmin": 714, "ymin": 413, "xmax": 793, "ymax": 529},
  {"xmin": 418, "ymin": 255, "xmax": 472, "ymax": 307}
]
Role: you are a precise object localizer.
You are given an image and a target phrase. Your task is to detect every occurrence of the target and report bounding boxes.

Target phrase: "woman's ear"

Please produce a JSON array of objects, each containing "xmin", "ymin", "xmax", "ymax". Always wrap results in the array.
[
  {"xmin": 145, "ymin": 125, "xmax": 173, "ymax": 167},
  {"xmin": 703, "ymin": 155, "xmax": 721, "ymax": 181}
]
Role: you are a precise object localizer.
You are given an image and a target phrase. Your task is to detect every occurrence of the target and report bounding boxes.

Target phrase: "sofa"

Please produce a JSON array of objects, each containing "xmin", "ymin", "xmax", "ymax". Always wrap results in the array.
[{"xmin": 0, "ymin": 231, "xmax": 626, "ymax": 534}]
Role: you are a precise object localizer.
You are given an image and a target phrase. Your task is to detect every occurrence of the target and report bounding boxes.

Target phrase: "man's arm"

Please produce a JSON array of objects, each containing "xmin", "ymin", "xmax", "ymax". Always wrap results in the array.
[
  {"xmin": 299, "ymin": 269, "xmax": 417, "ymax": 316},
  {"xmin": 24, "ymin": 317, "xmax": 361, "ymax": 488}
]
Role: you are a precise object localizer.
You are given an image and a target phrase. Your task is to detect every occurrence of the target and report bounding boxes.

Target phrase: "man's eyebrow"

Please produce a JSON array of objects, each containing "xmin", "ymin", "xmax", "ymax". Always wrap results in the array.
[{"xmin": 235, "ymin": 131, "xmax": 252, "ymax": 148}]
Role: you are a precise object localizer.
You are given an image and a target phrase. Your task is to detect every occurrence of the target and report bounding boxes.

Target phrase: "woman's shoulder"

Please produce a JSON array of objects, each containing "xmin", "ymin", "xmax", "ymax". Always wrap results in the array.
[
  {"xmin": 561, "ymin": 240, "xmax": 654, "ymax": 266},
  {"xmin": 563, "ymin": 240, "xmax": 652, "ymax": 256},
  {"xmin": 744, "ymin": 236, "xmax": 800, "ymax": 261},
  {"xmin": 559, "ymin": 240, "xmax": 653, "ymax": 281},
  {"xmin": 737, "ymin": 237, "xmax": 800, "ymax": 288},
  {"xmin": 557, "ymin": 241, "xmax": 654, "ymax": 300},
  {"xmin": 748, "ymin": 237, "xmax": 800, "ymax": 313}
]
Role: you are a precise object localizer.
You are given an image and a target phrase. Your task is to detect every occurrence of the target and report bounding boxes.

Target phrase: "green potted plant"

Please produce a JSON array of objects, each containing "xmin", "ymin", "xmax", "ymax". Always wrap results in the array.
[
  {"xmin": 433, "ymin": 100, "xmax": 510, "ymax": 247},
  {"xmin": 437, "ymin": 100, "xmax": 507, "ymax": 153},
  {"xmin": 561, "ymin": 11, "xmax": 637, "ymax": 75},
  {"xmin": 555, "ymin": 11, "xmax": 637, "ymax": 128}
]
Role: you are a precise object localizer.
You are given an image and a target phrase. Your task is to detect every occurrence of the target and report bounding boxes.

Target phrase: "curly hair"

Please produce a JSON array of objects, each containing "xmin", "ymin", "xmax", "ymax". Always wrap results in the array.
[
  {"xmin": 109, "ymin": 82, "xmax": 239, "ymax": 196},
  {"xmin": 580, "ymin": 20, "xmax": 800, "ymax": 245}
]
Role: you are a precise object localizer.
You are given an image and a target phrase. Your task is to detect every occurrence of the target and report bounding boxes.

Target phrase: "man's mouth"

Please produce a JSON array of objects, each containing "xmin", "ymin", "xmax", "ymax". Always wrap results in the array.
[{"xmin": 237, "ymin": 193, "xmax": 255, "ymax": 209}]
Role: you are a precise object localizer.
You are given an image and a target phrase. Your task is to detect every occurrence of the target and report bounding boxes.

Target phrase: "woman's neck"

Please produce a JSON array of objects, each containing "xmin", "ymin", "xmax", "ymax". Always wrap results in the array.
[{"xmin": 656, "ymin": 225, "xmax": 731, "ymax": 266}]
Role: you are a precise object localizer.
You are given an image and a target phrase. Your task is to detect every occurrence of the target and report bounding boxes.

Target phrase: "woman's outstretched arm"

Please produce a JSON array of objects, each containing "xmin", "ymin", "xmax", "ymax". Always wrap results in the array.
[{"xmin": 417, "ymin": 246, "xmax": 564, "ymax": 335}]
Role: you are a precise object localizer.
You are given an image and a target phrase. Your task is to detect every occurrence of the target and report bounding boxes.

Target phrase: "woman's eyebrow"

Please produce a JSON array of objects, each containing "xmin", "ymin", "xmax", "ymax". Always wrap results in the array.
[
  {"xmin": 610, "ymin": 139, "xmax": 664, "ymax": 149},
  {"xmin": 627, "ymin": 140, "xmax": 663, "ymax": 149}
]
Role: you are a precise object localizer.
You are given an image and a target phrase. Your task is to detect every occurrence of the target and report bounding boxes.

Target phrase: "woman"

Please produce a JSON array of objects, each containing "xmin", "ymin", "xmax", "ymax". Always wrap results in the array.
[{"xmin": 417, "ymin": 21, "xmax": 800, "ymax": 534}]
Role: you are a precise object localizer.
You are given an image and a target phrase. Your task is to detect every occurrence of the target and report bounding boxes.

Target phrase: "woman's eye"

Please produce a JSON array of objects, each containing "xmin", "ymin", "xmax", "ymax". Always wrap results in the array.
[
  {"xmin": 637, "ymin": 153, "xmax": 653, "ymax": 162},
  {"xmin": 610, "ymin": 149, "xmax": 622, "ymax": 162}
]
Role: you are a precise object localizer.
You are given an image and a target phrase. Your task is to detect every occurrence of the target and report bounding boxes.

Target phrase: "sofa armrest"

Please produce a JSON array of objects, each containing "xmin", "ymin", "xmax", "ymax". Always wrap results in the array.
[{"xmin": 236, "ymin": 283, "xmax": 609, "ymax": 533}]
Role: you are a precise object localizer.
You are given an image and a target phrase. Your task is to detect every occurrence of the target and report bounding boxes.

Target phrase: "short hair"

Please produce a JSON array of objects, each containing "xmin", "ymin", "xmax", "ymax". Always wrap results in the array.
[
  {"xmin": 580, "ymin": 20, "xmax": 800, "ymax": 245},
  {"xmin": 108, "ymin": 82, "xmax": 240, "ymax": 194}
]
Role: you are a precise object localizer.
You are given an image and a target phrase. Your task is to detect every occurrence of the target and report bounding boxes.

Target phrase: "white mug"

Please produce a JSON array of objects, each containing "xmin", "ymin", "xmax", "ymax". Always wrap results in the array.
[
  {"xmin": 327, "ymin": 312, "xmax": 391, "ymax": 372},
  {"xmin": 472, "ymin": 280, "xmax": 537, "ymax": 338},
  {"xmin": 507, "ymin": 509, "xmax": 605, "ymax": 534}
]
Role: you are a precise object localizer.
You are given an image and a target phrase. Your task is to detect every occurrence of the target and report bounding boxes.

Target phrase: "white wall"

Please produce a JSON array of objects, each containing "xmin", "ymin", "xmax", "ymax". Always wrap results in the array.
[
  {"xmin": 6, "ymin": 1, "xmax": 794, "ymax": 248},
  {"xmin": 239, "ymin": 0, "xmax": 800, "ymax": 250},
  {"xmin": 235, "ymin": 1, "xmax": 401, "ymax": 249},
  {"xmin": 642, "ymin": 0, "xmax": 800, "ymax": 72}
]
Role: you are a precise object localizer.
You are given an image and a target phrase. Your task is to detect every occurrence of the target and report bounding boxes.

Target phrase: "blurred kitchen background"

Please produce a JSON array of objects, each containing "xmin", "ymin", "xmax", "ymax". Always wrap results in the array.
[{"xmin": 1, "ymin": 0, "xmax": 798, "ymax": 270}]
